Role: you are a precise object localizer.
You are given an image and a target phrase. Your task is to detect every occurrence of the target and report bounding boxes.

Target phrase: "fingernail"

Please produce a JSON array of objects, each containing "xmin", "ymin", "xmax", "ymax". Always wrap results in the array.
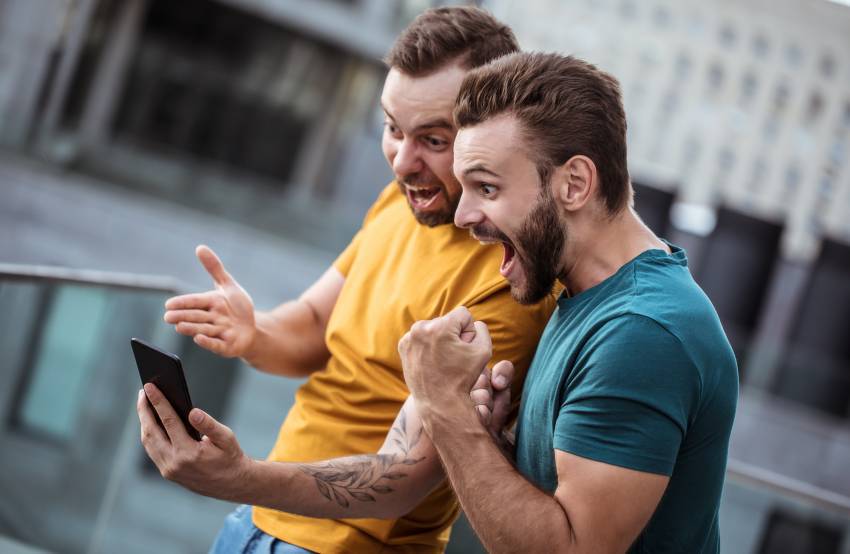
[
  {"xmin": 190, "ymin": 410, "xmax": 203, "ymax": 424},
  {"xmin": 495, "ymin": 376, "xmax": 507, "ymax": 388},
  {"xmin": 138, "ymin": 389, "xmax": 145, "ymax": 400}
]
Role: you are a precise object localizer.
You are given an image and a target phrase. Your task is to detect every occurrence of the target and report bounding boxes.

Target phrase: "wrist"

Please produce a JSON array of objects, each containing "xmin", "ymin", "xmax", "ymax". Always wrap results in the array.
[
  {"xmin": 419, "ymin": 393, "xmax": 477, "ymax": 434},
  {"xmin": 242, "ymin": 312, "xmax": 267, "ymax": 363},
  {"xmin": 228, "ymin": 455, "xmax": 260, "ymax": 503}
]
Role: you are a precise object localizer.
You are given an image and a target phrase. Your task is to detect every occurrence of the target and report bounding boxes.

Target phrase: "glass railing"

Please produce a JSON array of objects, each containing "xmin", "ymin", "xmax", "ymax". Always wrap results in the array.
[
  {"xmin": 722, "ymin": 460, "xmax": 850, "ymax": 553},
  {"xmin": 0, "ymin": 264, "xmax": 238, "ymax": 553}
]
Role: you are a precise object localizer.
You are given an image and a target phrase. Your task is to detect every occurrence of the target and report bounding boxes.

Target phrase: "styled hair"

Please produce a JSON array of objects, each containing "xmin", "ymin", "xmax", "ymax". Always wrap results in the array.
[
  {"xmin": 454, "ymin": 52, "xmax": 631, "ymax": 214},
  {"xmin": 385, "ymin": 6, "xmax": 519, "ymax": 76}
]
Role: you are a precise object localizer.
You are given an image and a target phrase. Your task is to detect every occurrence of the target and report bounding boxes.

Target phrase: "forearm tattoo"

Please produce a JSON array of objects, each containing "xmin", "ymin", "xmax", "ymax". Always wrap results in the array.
[{"xmin": 297, "ymin": 409, "xmax": 426, "ymax": 508}]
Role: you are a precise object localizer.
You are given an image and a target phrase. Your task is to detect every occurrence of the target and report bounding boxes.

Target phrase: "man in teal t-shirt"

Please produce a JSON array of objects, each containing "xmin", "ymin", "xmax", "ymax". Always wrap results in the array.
[
  {"xmin": 399, "ymin": 51, "xmax": 738, "ymax": 554},
  {"xmin": 516, "ymin": 243, "xmax": 738, "ymax": 552}
]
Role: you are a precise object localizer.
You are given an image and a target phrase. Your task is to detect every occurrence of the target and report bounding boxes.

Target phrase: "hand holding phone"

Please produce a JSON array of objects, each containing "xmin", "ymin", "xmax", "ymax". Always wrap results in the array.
[{"xmin": 131, "ymin": 338, "xmax": 201, "ymax": 441}]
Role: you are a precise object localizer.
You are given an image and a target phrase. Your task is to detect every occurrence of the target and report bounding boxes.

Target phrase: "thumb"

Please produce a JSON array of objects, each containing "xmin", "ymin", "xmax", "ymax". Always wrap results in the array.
[
  {"xmin": 196, "ymin": 245, "xmax": 233, "ymax": 286},
  {"xmin": 189, "ymin": 408, "xmax": 235, "ymax": 449},
  {"xmin": 471, "ymin": 320, "xmax": 492, "ymax": 353},
  {"xmin": 447, "ymin": 306, "xmax": 475, "ymax": 343}
]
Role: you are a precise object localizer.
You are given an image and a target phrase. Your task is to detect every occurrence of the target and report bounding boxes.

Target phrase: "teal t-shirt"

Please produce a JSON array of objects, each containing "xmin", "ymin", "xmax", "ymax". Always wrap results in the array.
[{"xmin": 515, "ymin": 244, "xmax": 738, "ymax": 553}]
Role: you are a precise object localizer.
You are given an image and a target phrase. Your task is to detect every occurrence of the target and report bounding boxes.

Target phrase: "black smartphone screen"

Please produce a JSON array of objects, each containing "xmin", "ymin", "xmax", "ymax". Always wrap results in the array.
[{"xmin": 131, "ymin": 338, "xmax": 201, "ymax": 441}]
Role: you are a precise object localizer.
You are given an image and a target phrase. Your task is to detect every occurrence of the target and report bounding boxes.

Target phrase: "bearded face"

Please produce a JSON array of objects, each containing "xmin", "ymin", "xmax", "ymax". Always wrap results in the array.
[
  {"xmin": 396, "ymin": 173, "xmax": 461, "ymax": 227},
  {"xmin": 471, "ymin": 184, "xmax": 566, "ymax": 305}
]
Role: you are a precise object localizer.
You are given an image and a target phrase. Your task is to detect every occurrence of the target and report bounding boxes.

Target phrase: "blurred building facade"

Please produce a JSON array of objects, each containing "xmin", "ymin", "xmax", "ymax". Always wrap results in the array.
[
  {"xmin": 0, "ymin": 0, "xmax": 490, "ymax": 552},
  {"xmin": 489, "ymin": 0, "xmax": 850, "ymax": 551},
  {"xmin": 1, "ymin": 0, "xmax": 850, "ymax": 553}
]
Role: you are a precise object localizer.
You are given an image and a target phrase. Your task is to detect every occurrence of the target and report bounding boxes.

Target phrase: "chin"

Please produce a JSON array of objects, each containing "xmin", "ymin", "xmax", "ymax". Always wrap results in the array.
[
  {"xmin": 509, "ymin": 274, "xmax": 555, "ymax": 306},
  {"xmin": 410, "ymin": 207, "xmax": 455, "ymax": 227}
]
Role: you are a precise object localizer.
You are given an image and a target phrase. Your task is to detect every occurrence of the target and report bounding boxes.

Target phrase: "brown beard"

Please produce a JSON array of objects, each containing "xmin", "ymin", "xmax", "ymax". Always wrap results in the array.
[
  {"xmin": 397, "ymin": 177, "xmax": 460, "ymax": 227},
  {"xmin": 472, "ymin": 185, "xmax": 566, "ymax": 305},
  {"xmin": 513, "ymin": 186, "xmax": 566, "ymax": 304}
]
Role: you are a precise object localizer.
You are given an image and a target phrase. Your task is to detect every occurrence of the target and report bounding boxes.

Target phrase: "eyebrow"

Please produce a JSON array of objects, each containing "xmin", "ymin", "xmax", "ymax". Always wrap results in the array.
[
  {"xmin": 463, "ymin": 163, "xmax": 501, "ymax": 178},
  {"xmin": 413, "ymin": 118, "xmax": 454, "ymax": 132},
  {"xmin": 380, "ymin": 103, "xmax": 454, "ymax": 133}
]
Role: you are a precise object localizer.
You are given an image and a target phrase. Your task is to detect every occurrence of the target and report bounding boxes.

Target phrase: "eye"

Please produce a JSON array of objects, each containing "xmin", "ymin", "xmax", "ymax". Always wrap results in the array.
[
  {"xmin": 479, "ymin": 183, "xmax": 497, "ymax": 196},
  {"xmin": 384, "ymin": 121, "xmax": 401, "ymax": 137},
  {"xmin": 423, "ymin": 135, "xmax": 449, "ymax": 150}
]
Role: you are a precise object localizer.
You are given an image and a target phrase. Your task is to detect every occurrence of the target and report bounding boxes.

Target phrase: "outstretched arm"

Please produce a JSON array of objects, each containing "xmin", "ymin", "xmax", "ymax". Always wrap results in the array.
[
  {"xmin": 137, "ymin": 369, "xmax": 511, "ymax": 519},
  {"xmin": 164, "ymin": 245, "xmax": 342, "ymax": 378}
]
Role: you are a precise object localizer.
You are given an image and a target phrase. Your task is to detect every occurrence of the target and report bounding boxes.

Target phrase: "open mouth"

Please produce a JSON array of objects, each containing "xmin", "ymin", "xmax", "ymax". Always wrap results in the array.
[
  {"xmin": 500, "ymin": 241, "xmax": 517, "ymax": 278},
  {"xmin": 473, "ymin": 232, "xmax": 518, "ymax": 278},
  {"xmin": 405, "ymin": 185, "xmax": 442, "ymax": 210}
]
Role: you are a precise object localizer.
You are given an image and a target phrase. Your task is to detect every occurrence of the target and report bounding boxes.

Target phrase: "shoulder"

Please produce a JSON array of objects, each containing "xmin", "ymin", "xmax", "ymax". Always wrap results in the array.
[
  {"xmin": 362, "ymin": 182, "xmax": 405, "ymax": 226},
  {"xmin": 576, "ymin": 314, "xmax": 702, "ymax": 395}
]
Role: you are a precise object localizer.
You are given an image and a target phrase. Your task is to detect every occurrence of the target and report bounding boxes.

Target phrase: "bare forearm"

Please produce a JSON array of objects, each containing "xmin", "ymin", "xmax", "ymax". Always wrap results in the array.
[
  {"xmin": 244, "ymin": 303, "xmax": 330, "ymax": 377},
  {"xmin": 239, "ymin": 450, "xmax": 438, "ymax": 519},
  {"xmin": 423, "ymin": 399, "xmax": 574, "ymax": 553},
  {"xmin": 222, "ymin": 397, "xmax": 443, "ymax": 520}
]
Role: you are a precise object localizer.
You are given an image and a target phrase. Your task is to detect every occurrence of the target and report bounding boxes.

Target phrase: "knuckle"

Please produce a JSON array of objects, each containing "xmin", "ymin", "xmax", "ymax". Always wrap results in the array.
[
  {"xmin": 469, "ymin": 390, "xmax": 490, "ymax": 404},
  {"xmin": 160, "ymin": 463, "xmax": 175, "ymax": 480},
  {"xmin": 182, "ymin": 450, "xmax": 200, "ymax": 466}
]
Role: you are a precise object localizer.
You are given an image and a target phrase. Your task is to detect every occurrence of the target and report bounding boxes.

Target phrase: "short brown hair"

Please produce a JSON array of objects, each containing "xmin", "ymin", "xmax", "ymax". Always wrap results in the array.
[
  {"xmin": 454, "ymin": 52, "xmax": 631, "ymax": 214},
  {"xmin": 385, "ymin": 6, "xmax": 519, "ymax": 76}
]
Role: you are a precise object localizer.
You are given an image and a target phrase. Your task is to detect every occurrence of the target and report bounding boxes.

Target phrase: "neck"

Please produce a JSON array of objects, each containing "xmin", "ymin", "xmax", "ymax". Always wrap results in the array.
[{"xmin": 558, "ymin": 206, "xmax": 668, "ymax": 296}]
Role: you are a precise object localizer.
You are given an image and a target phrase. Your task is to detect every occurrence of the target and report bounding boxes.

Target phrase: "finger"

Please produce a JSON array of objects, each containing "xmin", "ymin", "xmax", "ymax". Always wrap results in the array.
[
  {"xmin": 194, "ymin": 334, "xmax": 228, "ymax": 355},
  {"xmin": 491, "ymin": 359, "xmax": 515, "ymax": 391},
  {"xmin": 137, "ymin": 389, "xmax": 170, "ymax": 470},
  {"xmin": 165, "ymin": 292, "xmax": 218, "ymax": 311},
  {"xmin": 471, "ymin": 370, "xmax": 490, "ymax": 393},
  {"xmin": 175, "ymin": 322, "xmax": 224, "ymax": 338},
  {"xmin": 476, "ymin": 404, "xmax": 491, "ymax": 427},
  {"xmin": 196, "ymin": 245, "xmax": 233, "ymax": 286},
  {"xmin": 144, "ymin": 383, "xmax": 191, "ymax": 447},
  {"xmin": 164, "ymin": 309, "xmax": 214, "ymax": 325},
  {"xmin": 137, "ymin": 388, "xmax": 168, "ymax": 445},
  {"xmin": 469, "ymin": 388, "xmax": 493, "ymax": 408},
  {"xmin": 471, "ymin": 320, "xmax": 492, "ymax": 354},
  {"xmin": 470, "ymin": 370, "xmax": 494, "ymax": 413},
  {"xmin": 491, "ymin": 361, "xmax": 515, "ymax": 433},
  {"xmin": 189, "ymin": 408, "xmax": 235, "ymax": 449},
  {"xmin": 445, "ymin": 306, "xmax": 475, "ymax": 340}
]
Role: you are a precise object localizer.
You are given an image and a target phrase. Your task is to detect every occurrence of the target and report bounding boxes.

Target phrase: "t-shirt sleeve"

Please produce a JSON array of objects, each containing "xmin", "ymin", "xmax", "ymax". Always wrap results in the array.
[
  {"xmin": 332, "ymin": 183, "xmax": 396, "ymax": 277},
  {"xmin": 468, "ymin": 288, "xmax": 556, "ymax": 419},
  {"xmin": 554, "ymin": 314, "xmax": 701, "ymax": 476}
]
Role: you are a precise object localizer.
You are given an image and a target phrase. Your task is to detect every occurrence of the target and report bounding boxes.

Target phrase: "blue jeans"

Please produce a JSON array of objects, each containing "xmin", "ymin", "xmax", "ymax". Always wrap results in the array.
[{"xmin": 209, "ymin": 505, "xmax": 315, "ymax": 554}]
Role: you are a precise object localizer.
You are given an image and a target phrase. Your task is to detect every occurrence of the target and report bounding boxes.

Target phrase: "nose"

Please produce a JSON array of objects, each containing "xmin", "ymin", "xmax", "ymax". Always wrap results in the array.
[
  {"xmin": 392, "ymin": 138, "xmax": 422, "ymax": 177},
  {"xmin": 454, "ymin": 189, "xmax": 483, "ymax": 229}
]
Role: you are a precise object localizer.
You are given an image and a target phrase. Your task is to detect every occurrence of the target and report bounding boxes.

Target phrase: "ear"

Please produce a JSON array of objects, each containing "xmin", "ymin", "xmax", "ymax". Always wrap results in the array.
[{"xmin": 553, "ymin": 155, "xmax": 597, "ymax": 212}]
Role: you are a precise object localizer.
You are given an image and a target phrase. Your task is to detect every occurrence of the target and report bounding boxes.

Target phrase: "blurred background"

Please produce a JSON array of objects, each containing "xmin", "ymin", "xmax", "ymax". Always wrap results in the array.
[{"xmin": 1, "ymin": 0, "xmax": 849, "ymax": 552}]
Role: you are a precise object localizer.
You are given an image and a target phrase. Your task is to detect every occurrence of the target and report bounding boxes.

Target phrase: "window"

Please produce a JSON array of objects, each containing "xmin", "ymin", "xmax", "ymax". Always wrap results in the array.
[{"xmin": 13, "ymin": 285, "xmax": 109, "ymax": 440}]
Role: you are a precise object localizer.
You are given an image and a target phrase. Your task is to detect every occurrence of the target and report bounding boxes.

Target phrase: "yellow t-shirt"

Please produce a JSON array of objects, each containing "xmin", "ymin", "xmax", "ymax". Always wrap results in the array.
[{"xmin": 253, "ymin": 183, "xmax": 555, "ymax": 553}]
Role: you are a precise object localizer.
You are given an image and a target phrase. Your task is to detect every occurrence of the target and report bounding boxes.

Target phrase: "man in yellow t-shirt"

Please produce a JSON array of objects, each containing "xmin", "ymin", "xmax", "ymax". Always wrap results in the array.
[{"xmin": 136, "ymin": 7, "xmax": 555, "ymax": 553}]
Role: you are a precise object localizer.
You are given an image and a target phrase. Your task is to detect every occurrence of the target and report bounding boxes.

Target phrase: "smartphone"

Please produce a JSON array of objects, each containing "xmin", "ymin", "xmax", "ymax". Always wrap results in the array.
[{"xmin": 131, "ymin": 337, "xmax": 201, "ymax": 441}]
